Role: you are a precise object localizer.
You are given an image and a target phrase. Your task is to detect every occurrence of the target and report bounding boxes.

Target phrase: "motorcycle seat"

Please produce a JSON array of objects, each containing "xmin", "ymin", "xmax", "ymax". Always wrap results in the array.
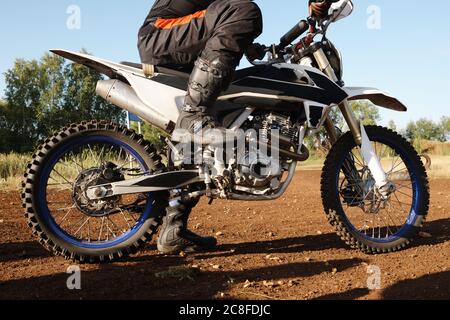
[
  {"xmin": 120, "ymin": 61, "xmax": 192, "ymax": 79},
  {"xmin": 119, "ymin": 61, "xmax": 276, "ymax": 83}
]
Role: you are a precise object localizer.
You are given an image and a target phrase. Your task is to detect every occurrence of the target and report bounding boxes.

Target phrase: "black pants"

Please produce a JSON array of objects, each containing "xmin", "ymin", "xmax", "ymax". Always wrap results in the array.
[{"xmin": 138, "ymin": 0, "xmax": 263, "ymax": 67}]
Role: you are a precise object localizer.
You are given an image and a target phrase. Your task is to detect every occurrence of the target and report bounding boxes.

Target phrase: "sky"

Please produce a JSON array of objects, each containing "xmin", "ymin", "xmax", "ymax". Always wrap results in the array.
[{"xmin": 0, "ymin": 0, "xmax": 449, "ymax": 129}]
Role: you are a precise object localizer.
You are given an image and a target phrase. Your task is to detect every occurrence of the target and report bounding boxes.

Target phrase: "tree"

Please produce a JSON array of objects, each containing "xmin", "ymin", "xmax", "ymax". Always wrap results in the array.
[
  {"xmin": 330, "ymin": 100, "xmax": 381, "ymax": 129},
  {"xmin": 0, "ymin": 99, "xmax": 17, "ymax": 152},
  {"xmin": 440, "ymin": 116, "xmax": 450, "ymax": 141},
  {"xmin": 387, "ymin": 120, "xmax": 397, "ymax": 132},
  {"xmin": 405, "ymin": 118, "xmax": 446, "ymax": 142},
  {"xmin": 1, "ymin": 50, "xmax": 125, "ymax": 153},
  {"xmin": 404, "ymin": 121, "xmax": 417, "ymax": 141},
  {"xmin": 2, "ymin": 57, "xmax": 46, "ymax": 152},
  {"xmin": 352, "ymin": 101, "xmax": 381, "ymax": 125}
]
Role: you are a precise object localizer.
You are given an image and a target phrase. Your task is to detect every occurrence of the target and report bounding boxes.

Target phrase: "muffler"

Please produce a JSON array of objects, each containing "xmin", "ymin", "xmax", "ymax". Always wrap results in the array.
[{"xmin": 96, "ymin": 79, "xmax": 172, "ymax": 131}]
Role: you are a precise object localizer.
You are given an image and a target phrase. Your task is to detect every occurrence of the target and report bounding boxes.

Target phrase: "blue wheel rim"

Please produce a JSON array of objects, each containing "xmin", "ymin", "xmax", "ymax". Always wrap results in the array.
[
  {"xmin": 37, "ymin": 135, "xmax": 154, "ymax": 249},
  {"xmin": 337, "ymin": 135, "xmax": 421, "ymax": 244}
]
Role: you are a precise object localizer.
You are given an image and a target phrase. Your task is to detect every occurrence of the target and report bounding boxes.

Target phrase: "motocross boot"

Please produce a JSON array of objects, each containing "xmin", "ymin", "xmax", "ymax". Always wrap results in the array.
[
  {"xmin": 157, "ymin": 192, "xmax": 217, "ymax": 254},
  {"xmin": 171, "ymin": 54, "xmax": 237, "ymax": 145}
]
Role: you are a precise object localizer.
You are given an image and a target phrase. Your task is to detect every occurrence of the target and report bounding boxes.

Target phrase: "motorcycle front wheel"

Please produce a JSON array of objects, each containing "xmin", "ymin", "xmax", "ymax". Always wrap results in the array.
[
  {"xmin": 321, "ymin": 126, "xmax": 430, "ymax": 254},
  {"xmin": 22, "ymin": 121, "xmax": 168, "ymax": 263}
]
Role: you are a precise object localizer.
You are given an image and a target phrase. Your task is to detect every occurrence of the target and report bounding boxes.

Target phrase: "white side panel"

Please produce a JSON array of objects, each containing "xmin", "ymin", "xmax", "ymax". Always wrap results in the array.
[
  {"xmin": 51, "ymin": 49, "xmax": 184, "ymax": 123},
  {"xmin": 119, "ymin": 72, "xmax": 183, "ymax": 123},
  {"xmin": 344, "ymin": 87, "xmax": 407, "ymax": 112}
]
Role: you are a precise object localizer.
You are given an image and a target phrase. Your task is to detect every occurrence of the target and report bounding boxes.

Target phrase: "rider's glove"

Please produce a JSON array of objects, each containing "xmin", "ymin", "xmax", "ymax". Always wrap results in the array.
[
  {"xmin": 245, "ymin": 43, "xmax": 267, "ymax": 62},
  {"xmin": 309, "ymin": 0, "xmax": 333, "ymax": 20}
]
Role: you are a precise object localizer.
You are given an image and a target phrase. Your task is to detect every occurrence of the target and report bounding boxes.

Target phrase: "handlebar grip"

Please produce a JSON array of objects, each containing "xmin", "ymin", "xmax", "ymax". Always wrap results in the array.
[{"xmin": 279, "ymin": 20, "xmax": 309, "ymax": 48}]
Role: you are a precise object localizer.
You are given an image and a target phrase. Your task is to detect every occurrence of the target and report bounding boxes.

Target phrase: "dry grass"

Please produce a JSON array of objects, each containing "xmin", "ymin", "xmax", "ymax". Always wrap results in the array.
[
  {"xmin": 413, "ymin": 140, "xmax": 450, "ymax": 156},
  {"xmin": 298, "ymin": 139, "xmax": 450, "ymax": 178},
  {"xmin": 0, "ymin": 141, "xmax": 448, "ymax": 191},
  {"xmin": 0, "ymin": 153, "xmax": 29, "ymax": 180},
  {"xmin": 0, "ymin": 153, "xmax": 29, "ymax": 191},
  {"xmin": 298, "ymin": 154, "xmax": 450, "ymax": 178},
  {"xmin": 0, "ymin": 150, "xmax": 136, "ymax": 191},
  {"xmin": 427, "ymin": 155, "xmax": 450, "ymax": 178}
]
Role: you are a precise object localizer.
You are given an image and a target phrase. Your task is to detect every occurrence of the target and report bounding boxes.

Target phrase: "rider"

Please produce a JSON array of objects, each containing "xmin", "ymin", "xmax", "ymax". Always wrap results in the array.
[{"xmin": 137, "ymin": 0, "xmax": 334, "ymax": 254}]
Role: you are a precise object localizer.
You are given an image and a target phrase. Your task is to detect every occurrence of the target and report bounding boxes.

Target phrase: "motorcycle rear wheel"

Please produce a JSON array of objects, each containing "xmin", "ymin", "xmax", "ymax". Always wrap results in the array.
[{"xmin": 22, "ymin": 121, "xmax": 168, "ymax": 263}]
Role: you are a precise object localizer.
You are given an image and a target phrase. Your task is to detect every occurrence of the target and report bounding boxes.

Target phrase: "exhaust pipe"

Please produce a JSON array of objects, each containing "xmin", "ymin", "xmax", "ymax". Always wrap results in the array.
[{"xmin": 96, "ymin": 79, "xmax": 172, "ymax": 131}]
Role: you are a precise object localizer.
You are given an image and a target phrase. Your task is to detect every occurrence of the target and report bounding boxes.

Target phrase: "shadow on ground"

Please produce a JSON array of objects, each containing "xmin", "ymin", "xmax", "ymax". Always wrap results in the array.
[
  {"xmin": 381, "ymin": 271, "xmax": 450, "ymax": 300},
  {"xmin": 174, "ymin": 233, "xmax": 348, "ymax": 262},
  {"xmin": 0, "ymin": 231, "xmax": 366, "ymax": 300},
  {"xmin": 1, "ymin": 217, "xmax": 448, "ymax": 300},
  {"xmin": 0, "ymin": 241, "xmax": 53, "ymax": 263},
  {"xmin": 0, "ymin": 254, "xmax": 363, "ymax": 300},
  {"xmin": 412, "ymin": 217, "xmax": 450, "ymax": 247}
]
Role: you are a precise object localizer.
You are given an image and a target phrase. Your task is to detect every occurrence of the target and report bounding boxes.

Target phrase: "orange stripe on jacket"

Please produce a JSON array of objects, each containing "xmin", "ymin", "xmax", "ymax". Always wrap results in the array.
[{"xmin": 155, "ymin": 10, "xmax": 206, "ymax": 29}]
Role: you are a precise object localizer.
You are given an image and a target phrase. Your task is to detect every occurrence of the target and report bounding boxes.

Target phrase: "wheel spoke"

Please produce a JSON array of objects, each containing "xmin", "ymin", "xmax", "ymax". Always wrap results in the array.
[
  {"xmin": 396, "ymin": 183, "xmax": 413, "ymax": 190},
  {"xmin": 74, "ymin": 217, "xmax": 91, "ymax": 237},
  {"xmin": 59, "ymin": 208, "xmax": 74, "ymax": 226},
  {"xmin": 119, "ymin": 208, "xmax": 133, "ymax": 229},
  {"xmin": 337, "ymin": 137, "xmax": 417, "ymax": 243},
  {"xmin": 42, "ymin": 138, "xmax": 151, "ymax": 249},
  {"xmin": 98, "ymin": 217, "xmax": 105, "ymax": 242},
  {"xmin": 105, "ymin": 218, "xmax": 117, "ymax": 239},
  {"xmin": 51, "ymin": 169, "xmax": 74, "ymax": 188},
  {"xmin": 395, "ymin": 189, "xmax": 413, "ymax": 198}
]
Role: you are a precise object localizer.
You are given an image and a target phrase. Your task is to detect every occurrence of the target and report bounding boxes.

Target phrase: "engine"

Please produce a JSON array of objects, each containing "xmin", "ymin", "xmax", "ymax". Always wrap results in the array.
[
  {"xmin": 234, "ymin": 112, "xmax": 300, "ymax": 191},
  {"xmin": 260, "ymin": 113, "xmax": 299, "ymax": 147}
]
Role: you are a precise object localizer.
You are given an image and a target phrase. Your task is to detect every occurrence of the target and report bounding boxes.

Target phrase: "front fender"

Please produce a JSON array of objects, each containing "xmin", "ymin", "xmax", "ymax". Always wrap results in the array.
[{"xmin": 344, "ymin": 87, "xmax": 407, "ymax": 112}]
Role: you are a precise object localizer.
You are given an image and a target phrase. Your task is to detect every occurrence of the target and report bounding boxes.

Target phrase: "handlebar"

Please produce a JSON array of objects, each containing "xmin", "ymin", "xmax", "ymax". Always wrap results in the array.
[
  {"xmin": 249, "ymin": 1, "xmax": 347, "ymax": 65},
  {"xmin": 249, "ymin": 14, "xmax": 322, "ymax": 64},
  {"xmin": 279, "ymin": 19, "xmax": 310, "ymax": 48}
]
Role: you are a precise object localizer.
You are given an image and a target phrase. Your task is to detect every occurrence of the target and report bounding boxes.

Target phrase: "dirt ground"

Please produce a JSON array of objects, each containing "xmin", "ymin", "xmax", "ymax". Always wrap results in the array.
[{"xmin": 0, "ymin": 170, "xmax": 449, "ymax": 300}]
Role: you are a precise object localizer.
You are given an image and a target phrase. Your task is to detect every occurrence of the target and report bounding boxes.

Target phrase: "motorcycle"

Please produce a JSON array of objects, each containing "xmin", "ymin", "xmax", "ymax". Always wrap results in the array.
[{"xmin": 22, "ymin": 0, "xmax": 429, "ymax": 262}]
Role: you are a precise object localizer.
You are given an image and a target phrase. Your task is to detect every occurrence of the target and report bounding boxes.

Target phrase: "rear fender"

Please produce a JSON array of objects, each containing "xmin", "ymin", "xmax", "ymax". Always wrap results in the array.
[
  {"xmin": 51, "ymin": 49, "xmax": 183, "ymax": 124},
  {"xmin": 50, "ymin": 49, "xmax": 143, "ymax": 79}
]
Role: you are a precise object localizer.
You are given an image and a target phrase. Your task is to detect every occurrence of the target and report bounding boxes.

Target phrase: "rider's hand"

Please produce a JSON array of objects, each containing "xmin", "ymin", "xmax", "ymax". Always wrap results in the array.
[
  {"xmin": 309, "ymin": 0, "xmax": 333, "ymax": 20},
  {"xmin": 245, "ymin": 43, "xmax": 266, "ymax": 62}
]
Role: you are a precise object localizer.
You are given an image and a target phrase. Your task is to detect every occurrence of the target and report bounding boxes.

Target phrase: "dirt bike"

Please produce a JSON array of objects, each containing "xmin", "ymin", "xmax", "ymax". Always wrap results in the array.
[{"xmin": 22, "ymin": 0, "xmax": 429, "ymax": 262}]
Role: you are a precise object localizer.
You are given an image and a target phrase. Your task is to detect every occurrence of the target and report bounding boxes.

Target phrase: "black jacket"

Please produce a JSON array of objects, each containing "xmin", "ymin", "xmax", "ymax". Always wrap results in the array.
[{"xmin": 147, "ymin": 0, "xmax": 218, "ymax": 19}]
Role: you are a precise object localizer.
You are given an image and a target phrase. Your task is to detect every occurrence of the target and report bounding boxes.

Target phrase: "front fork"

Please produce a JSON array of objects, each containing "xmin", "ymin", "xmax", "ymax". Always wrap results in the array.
[{"xmin": 313, "ymin": 48, "xmax": 391, "ymax": 192}]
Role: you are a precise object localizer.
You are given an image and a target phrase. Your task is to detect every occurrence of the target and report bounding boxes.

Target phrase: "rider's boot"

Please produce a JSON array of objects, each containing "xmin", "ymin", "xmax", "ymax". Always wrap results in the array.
[
  {"xmin": 171, "ymin": 54, "xmax": 237, "ymax": 145},
  {"xmin": 157, "ymin": 191, "xmax": 217, "ymax": 254}
]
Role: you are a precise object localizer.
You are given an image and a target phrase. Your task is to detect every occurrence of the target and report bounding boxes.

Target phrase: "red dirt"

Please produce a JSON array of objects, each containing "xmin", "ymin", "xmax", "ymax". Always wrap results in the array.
[{"xmin": 0, "ymin": 170, "xmax": 449, "ymax": 300}]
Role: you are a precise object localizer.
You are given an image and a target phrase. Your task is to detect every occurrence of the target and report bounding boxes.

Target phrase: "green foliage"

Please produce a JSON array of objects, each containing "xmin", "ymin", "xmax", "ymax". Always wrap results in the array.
[
  {"xmin": 387, "ymin": 120, "xmax": 397, "ymax": 131},
  {"xmin": 330, "ymin": 100, "xmax": 381, "ymax": 129},
  {"xmin": 351, "ymin": 101, "xmax": 381, "ymax": 125},
  {"xmin": 405, "ymin": 117, "xmax": 448, "ymax": 142},
  {"xmin": 140, "ymin": 122, "xmax": 168, "ymax": 147},
  {"xmin": 440, "ymin": 116, "xmax": 450, "ymax": 140},
  {"xmin": 0, "ymin": 152, "xmax": 30, "ymax": 181},
  {"xmin": 130, "ymin": 122, "xmax": 167, "ymax": 148},
  {"xmin": 0, "ymin": 50, "xmax": 125, "ymax": 153}
]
